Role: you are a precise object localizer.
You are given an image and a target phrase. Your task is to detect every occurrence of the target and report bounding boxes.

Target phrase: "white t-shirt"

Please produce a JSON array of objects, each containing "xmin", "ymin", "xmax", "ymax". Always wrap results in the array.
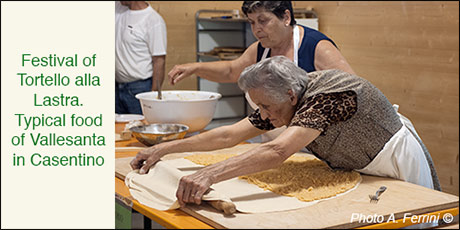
[{"xmin": 115, "ymin": 2, "xmax": 167, "ymax": 83}]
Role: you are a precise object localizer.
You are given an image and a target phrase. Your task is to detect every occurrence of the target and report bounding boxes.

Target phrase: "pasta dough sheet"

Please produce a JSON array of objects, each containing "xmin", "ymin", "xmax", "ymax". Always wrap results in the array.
[
  {"xmin": 125, "ymin": 160, "xmax": 232, "ymax": 211},
  {"xmin": 185, "ymin": 154, "xmax": 361, "ymax": 202}
]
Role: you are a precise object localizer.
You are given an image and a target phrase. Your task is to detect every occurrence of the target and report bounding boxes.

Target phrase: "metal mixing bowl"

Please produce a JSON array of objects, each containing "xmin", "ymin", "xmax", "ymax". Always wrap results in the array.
[{"xmin": 130, "ymin": 124, "xmax": 189, "ymax": 146}]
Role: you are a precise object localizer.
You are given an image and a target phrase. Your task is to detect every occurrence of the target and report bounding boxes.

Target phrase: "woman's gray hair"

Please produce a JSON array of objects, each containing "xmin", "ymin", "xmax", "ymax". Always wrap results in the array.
[{"xmin": 238, "ymin": 56, "xmax": 308, "ymax": 104}]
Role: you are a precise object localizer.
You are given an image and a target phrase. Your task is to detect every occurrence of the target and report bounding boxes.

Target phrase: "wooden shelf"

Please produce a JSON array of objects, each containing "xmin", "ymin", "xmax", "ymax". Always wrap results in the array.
[
  {"xmin": 197, "ymin": 17, "xmax": 248, "ymax": 23},
  {"xmin": 197, "ymin": 53, "xmax": 242, "ymax": 61}
]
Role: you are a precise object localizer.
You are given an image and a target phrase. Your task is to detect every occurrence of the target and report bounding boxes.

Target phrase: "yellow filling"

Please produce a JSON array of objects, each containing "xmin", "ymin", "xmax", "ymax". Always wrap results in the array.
[{"xmin": 184, "ymin": 154, "xmax": 361, "ymax": 202}]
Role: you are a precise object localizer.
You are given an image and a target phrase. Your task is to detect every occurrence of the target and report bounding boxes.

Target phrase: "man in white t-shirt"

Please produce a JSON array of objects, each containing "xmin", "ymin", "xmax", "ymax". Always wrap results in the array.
[{"xmin": 115, "ymin": 1, "xmax": 167, "ymax": 114}]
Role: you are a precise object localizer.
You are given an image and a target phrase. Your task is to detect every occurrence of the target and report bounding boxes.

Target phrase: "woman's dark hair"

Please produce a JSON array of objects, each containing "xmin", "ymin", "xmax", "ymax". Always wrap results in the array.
[{"xmin": 241, "ymin": 1, "xmax": 297, "ymax": 26}]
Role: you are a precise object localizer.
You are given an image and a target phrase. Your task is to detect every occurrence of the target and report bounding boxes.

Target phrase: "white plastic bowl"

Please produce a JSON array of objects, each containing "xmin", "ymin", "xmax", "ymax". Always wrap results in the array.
[{"xmin": 135, "ymin": 90, "xmax": 222, "ymax": 132}]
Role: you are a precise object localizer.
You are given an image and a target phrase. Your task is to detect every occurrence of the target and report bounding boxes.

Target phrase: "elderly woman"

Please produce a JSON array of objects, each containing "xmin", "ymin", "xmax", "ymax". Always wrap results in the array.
[
  {"xmin": 131, "ymin": 56, "xmax": 440, "ymax": 206},
  {"xmin": 169, "ymin": 1, "xmax": 355, "ymax": 142}
]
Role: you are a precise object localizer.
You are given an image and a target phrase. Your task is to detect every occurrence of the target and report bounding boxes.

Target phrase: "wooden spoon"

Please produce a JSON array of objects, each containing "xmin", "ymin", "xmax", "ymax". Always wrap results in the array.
[{"xmin": 156, "ymin": 77, "xmax": 162, "ymax": 100}]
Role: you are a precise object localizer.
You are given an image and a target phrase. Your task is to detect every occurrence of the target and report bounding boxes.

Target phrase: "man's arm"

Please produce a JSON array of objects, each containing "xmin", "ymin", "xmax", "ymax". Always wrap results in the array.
[{"xmin": 152, "ymin": 55, "xmax": 166, "ymax": 91}]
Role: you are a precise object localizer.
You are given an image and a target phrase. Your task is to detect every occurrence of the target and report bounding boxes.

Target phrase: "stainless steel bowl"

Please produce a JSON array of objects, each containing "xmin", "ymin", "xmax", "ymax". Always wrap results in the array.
[{"xmin": 130, "ymin": 124, "xmax": 189, "ymax": 146}]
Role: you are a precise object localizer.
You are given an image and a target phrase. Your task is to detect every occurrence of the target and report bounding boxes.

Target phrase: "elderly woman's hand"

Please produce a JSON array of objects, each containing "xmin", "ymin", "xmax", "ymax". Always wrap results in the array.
[
  {"xmin": 176, "ymin": 170, "xmax": 214, "ymax": 206},
  {"xmin": 129, "ymin": 146, "xmax": 163, "ymax": 174},
  {"xmin": 168, "ymin": 63, "xmax": 197, "ymax": 85}
]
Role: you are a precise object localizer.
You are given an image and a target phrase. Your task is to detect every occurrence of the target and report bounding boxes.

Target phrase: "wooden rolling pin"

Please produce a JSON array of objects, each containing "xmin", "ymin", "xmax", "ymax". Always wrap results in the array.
[
  {"xmin": 115, "ymin": 146, "xmax": 146, "ymax": 152},
  {"xmin": 208, "ymin": 200, "xmax": 237, "ymax": 215}
]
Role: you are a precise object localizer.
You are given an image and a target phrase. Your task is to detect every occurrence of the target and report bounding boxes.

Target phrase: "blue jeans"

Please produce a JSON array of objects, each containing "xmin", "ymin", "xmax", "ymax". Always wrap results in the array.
[{"xmin": 115, "ymin": 78, "xmax": 152, "ymax": 114}]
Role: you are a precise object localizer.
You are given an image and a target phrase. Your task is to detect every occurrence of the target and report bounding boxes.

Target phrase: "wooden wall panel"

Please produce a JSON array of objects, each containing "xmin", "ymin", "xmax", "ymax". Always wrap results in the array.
[
  {"xmin": 149, "ymin": 1, "xmax": 459, "ymax": 195},
  {"xmin": 148, "ymin": 1, "xmax": 244, "ymax": 90}
]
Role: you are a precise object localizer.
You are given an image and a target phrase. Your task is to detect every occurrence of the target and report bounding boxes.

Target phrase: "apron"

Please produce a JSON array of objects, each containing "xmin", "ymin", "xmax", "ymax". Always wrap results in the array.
[
  {"xmin": 356, "ymin": 104, "xmax": 434, "ymax": 189},
  {"xmin": 245, "ymin": 25, "xmax": 300, "ymax": 143}
]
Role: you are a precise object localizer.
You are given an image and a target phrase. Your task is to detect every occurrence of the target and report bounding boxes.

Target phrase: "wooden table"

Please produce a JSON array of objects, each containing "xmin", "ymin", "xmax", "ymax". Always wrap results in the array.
[{"xmin": 115, "ymin": 122, "xmax": 459, "ymax": 229}]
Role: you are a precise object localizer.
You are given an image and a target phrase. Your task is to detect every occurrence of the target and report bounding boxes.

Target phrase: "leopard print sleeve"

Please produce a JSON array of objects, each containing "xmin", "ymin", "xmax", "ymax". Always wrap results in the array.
[
  {"xmin": 289, "ymin": 91, "xmax": 358, "ymax": 133},
  {"xmin": 248, "ymin": 108, "xmax": 276, "ymax": 130}
]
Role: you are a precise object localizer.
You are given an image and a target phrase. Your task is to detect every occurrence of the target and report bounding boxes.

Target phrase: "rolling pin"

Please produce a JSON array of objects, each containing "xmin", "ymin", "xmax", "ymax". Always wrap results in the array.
[
  {"xmin": 115, "ymin": 146, "xmax": 146, "ymax": 152},
  {"xmin": 208, "ymin": 200, "xmax": 237, "ymax": 215}
]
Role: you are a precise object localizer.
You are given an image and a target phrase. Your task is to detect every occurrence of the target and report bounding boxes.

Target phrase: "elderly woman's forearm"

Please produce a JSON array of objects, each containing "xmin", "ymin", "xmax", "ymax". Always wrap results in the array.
[
  {"xmin": 172, "ymin": 118, "xmax": 262, "ymax": 152},
  {"xmin": 181, "ymin": 125, "xmax": 242, "ymax": 150},
  {"xmin": 153, "ymin": 125, "xmax": 241, "ymax": 156}
]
